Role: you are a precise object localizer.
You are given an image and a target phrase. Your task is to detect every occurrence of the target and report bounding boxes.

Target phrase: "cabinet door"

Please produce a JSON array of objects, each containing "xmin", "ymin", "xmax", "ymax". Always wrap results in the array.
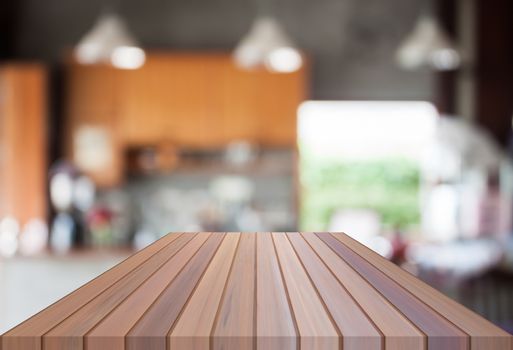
[
  {"xmin": 66, "ymin": 63, "xmax": 119, "ymax": 116},
  {"xmin": 0, "ymin": 64, "xmax": 47, "ymax": 225},
  {"xmin": 159, "ymin": 55, "xmax": 209, "ymax": 147},
  {"xmin": 253, "ymin": 68, "xmax": 306, "ymax": 146},
  {"xmin": 214, "ymin": 57, "xmax": 307, "ymax": 147},
  {"xmin": 119, "ymin": 54, "xmax": 211, "ymax": 148},
  {"xmin": 65, "ymin": 63, "xmax": 123, "ymax": 187},
  {"xmin": 216, "ymin": 59, "xmax": 260, "ymax": 144},
  {"xmin": 117, "ymin": 60, "xmax": 162, "ymax": 145}
]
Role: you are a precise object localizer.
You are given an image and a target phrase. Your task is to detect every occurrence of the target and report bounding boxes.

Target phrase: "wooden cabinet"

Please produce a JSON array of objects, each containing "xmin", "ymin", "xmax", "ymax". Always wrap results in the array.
[
  {"xmin": 119, "ymin": 54, "xmax": 213, "ymax": 147},
  {"xmin": 252, "ymin": 67, "xmax": 306, "ymax": 146},
  {"xmin": 205, "ymin": 56, "xmax": 306, "ymax": 146},
  {"xmin": 0, "ymin": 64, "xmax": 47, "ymax": 225},
  {"xmin": 65, "ymin": 52, "xmax": 307, "ymax": 186},
  {"xmin": 212, "ymin": 60, "xmax": 260, "ymax": 144},
  {"xmin": 65, "ymin": 63, "xmax": 123, "ymax": 187},
  {"xmin": 66, "ymin": 64, "xmax": 119, "ymax": 116}
]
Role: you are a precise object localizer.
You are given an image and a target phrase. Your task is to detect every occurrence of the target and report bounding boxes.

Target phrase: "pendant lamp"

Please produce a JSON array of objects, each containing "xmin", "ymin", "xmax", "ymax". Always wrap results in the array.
[
  {"xmin": 397, "ymin": 14, "xmax": 460, "ymax": 71},
  {"xmin": 234, "ymin": 16, "xmax": 302, "ymax": 73},
  {"xmin": 75, "ymin": 12, "xmax": 145, "ymax": 70}
]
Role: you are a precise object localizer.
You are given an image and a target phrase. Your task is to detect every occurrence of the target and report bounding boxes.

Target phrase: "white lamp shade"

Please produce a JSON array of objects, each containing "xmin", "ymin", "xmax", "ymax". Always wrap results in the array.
[
  {"xmin": 234, "ymin": 16, "xmax": 302, "ymax": 73},
  {"xmin": 75, "ymin": 13, "xmax": 145, "ymax": 69},
  {"xmin": 396, "ymin": 16, "xmax": 461, "ymax": 71}
]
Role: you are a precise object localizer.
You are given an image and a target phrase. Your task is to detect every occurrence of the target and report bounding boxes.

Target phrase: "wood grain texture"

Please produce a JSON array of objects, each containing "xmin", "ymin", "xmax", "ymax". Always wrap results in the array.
[
  {"xmin": 126, "ymin": 233, "xmax": 224, "ymax": 350},
  {"xmin": 318, "ymin": 233, "xmax": 469, "ymax": 350},
  {"xmin": 330, "ymin": 232, "xmax": 513, "ymax": 350},
  {"xmin": 273, "ymin": 233, "xmax": 339, "ymax": 350},
  {"xmin": 1, "ymin": 232, "xmax": 511, "ymax": 350},
  {"xmin": 287, "ymin": 233, "xmax": 381, "ymax": 350},
  {"xmin": 1, "ymin": 232, "xmax": 183, "ymax": 350},
  {"xmin": 43, "ymin": 233, "xmax": 196, "ymax": 350},
  {"xmin": 255, "ymin": 233, "xmax": 296, "ymax": 350},
  {"xmin": 212, "ymin": 233, "xmax": 256, "ymax": 350},
  {"xmin": 169, "ymin": 233, "xmax": 240, "ymax": 350},
  {"xmin": 302, "ymin": 233, "xmax": 425, "ymax": 350},
  {"xmin": 86, "ymin": 233, "xmax": 210, "ymax": 349}
]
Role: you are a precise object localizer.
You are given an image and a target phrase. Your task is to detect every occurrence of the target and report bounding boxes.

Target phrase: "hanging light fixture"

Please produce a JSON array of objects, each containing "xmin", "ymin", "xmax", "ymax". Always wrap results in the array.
[
  {"xmin": 233, "ymin": 16, "xmax": 303, "ymax": 73},
  {"xmin": 396, "ymin": 14, "xmax": 461, "ymax": 71},
  {"xmin": 75, "ymin": 11, "xmax": 145, "ymax": 70}
]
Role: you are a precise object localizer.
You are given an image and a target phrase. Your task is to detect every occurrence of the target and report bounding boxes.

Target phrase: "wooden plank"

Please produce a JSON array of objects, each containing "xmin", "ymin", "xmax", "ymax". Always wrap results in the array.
[
  {"xmin": 256, "ymin": 233, "xmax": 297, "ymax": 350},
  {"xmin": 1, "ymin": 233, "xmax": 183, "ymax": 350},
  {"xmin": 272, "ymin": 232, "xmax": 339, "ymax": 350},
  {"xmin": 211, "ymin": 233, "xmax": 256, "ymax": 350},
  {"xmin": 126, "ymin": 233, "xmax": 225, "ymax": 350},
  {"xmin": 42, "ymin": 233, "xmax": 197, "ymax": 350},
  {"xmin": 169, "ymin": 232, "xmax": 240, "ymax": 350},
  {"xmin": 302, "ymin": 233, "xmax": 425, "ymax": 350},
  {"xmin": 287, "ymin": 233, "xmax": 382, "ymax": 350},
  {"xmin": 331, "ymin": 232, "xmax": 513, "ymax": 350},
  {"xmin": 318, "ymin": 233, "xmax": 469, "ymax": 350},
  {"xmin": 86, "ymin": 232, "xmax": 213, "ymax": 349}
]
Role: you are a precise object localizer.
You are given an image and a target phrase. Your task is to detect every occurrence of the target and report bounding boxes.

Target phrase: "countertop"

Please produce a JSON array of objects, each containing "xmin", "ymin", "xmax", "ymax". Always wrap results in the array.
[{"xmin": 1, "ymin": 232, "xmax": 511, "ymax": 350}]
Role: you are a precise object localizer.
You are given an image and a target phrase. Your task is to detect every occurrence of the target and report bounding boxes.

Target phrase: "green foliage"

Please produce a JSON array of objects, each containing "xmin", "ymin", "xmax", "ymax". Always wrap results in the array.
[{"xmin": 300, "ymin": 155, "xmax": 421, "ymax": 232}]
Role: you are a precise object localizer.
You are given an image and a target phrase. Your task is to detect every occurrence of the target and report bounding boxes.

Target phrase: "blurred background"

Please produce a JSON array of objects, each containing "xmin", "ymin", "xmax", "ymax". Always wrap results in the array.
[{"xmin": 1, "ymin": 0, "xmax": 513, "ymax": 335}]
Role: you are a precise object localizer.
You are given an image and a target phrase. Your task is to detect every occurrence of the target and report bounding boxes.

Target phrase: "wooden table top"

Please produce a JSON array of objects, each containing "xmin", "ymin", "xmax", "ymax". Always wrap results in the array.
[{"xmin": 1, "ymin": 232, "xmax": 511, "ymax": 350}]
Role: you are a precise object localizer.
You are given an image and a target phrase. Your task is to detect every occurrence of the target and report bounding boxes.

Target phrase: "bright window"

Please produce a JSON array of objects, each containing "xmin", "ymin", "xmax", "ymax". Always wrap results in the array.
[{"xmin": 298, "ymin": 101, "xmax": 439, "ymax": 236}]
